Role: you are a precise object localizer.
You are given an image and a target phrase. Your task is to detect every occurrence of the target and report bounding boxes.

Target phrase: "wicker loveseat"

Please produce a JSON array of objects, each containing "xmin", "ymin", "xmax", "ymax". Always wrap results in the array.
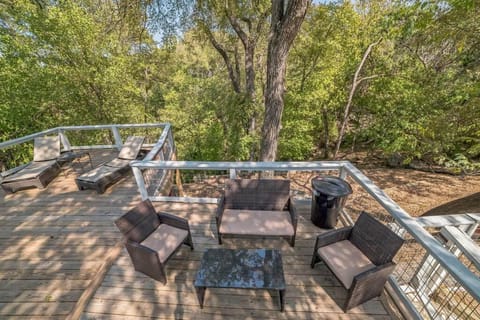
[{"xmin": 215, "ymin": 179, "xmax": 298, "ymax": 247}]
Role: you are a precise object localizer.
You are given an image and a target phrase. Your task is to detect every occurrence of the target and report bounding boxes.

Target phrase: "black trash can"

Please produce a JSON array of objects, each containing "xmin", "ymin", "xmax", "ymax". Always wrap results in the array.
[{"xmin": 311, "ymin": 176, "xmax": 352, "ymax": 228}]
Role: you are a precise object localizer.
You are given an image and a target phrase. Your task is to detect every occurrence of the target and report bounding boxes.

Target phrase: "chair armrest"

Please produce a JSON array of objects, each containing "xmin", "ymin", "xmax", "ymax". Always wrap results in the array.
[
  {"xmin": 353, "ymin": 261, "xmax": 396, "ymax": 285},
  {"xmin": 288, "ymin": 197, "xmax": 298, "ymax": 232},
  {"xmin": 313, "ymin": 227, "xmax": 353, "ymax": 252},
  {"xmin": 124, "ymin": 240, "xmax": 167, "ymax": 283},
  {"xmin": 216, "ymin": 195, "xmax": 225, "ymax": 226},
  {"xmin": 157, "ymin": 212, "xmax": 190, "ymax": 231},
  {"xmin": 125, "ymin": 240, "xmax": 160, "ymax": 263},
  {"xmin": 1, "ymin": 163, "xmax": 29, "ymax": 180},
  {"xmin": 345, "ymin": 262, "xmax": 396, "ymax": 310}
]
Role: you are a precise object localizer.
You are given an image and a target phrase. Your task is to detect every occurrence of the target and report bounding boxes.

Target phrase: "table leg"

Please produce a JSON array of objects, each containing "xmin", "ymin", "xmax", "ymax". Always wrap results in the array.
[
  {"xmin": 279, "ymin": 289, "xmax": 285, "ymax": 312},
  {"xmin": 195, "ymin": 286, "xmax": 206, "ymax": 309},
  {"xmin": 84, "ymin": 152, "xmax": 93, "ymax": 169}
]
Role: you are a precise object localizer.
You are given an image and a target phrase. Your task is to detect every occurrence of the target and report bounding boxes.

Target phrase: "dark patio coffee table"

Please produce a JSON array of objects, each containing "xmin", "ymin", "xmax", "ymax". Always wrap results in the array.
[{"xmin": 194, "ymin": 248, "xmax": 286, "ymax": 311}]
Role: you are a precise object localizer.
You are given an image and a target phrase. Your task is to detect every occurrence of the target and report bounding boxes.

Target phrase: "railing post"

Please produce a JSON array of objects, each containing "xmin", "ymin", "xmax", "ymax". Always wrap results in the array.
[
  {"xmin": 132, "ymin": 166, "xmax": 149, "ymax": 201},
  {"xmin": 167, "ymin": 125, "xmax": 175, "ymax": 157},
  {"xmin": 229, "ymin": 169, "xmax": 236, "ymax": 179},
  {"xmin": 111, "ymin": 126, "xmax": 122, "ymax": 150},
  {"xmin": 339, "ymin": 165, "xmax": 348, "ymax": 180},
  {"xmin": 58, "ymin": 129, "xmax": 72, "ymax": 152}
]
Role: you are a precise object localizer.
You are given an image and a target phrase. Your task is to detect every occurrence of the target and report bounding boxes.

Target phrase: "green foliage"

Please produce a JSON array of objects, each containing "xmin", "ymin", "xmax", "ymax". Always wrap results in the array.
[
  {"xmin": 437, "ymin": 154, "xmax": 480, "ymax": 174},
  {"xmin": 1, "ymin": 0, "xmax": 479, "ymax": 169},
  {"xmin": 155, "ymin": 32, "xmax": 254, "ymax": 161}
]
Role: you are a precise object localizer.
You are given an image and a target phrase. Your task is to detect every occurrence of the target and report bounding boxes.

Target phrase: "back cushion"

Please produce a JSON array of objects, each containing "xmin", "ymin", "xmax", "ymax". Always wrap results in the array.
[
  {"xmin": 350, "ymin": 212, "xmax": 404, "ymax": 266},
  {"xmin": 33, "ymin": 136, "xmax": 61, "ymax": 161},
  {"xmin": 224, "ymin": 179, "xmax": 290, "ymax": 210},
  {"xmin": 118, "ymin": 136, "xmax": 145, "ymax": 160},
  {"xmin": 115, "ymin": 200, "xmax": 160, "ymax": 242}
]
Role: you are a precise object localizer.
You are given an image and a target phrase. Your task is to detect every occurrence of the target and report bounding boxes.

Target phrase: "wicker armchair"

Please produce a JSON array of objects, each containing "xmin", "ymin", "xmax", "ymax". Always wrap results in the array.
[
  {"xmin": 310, "ymin": 211, "xmax": 404, "ymax": 311},
  {"xmin": 114, "ymin": 199, "xmax": 194, "ymax": 284}
]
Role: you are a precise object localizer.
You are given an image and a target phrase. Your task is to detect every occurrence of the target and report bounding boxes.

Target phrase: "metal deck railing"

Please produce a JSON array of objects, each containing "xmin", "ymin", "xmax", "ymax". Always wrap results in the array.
[
  {"xmin": 1, "ymin": 123, "xmax": 479, "ymax": 319},
  {"xmin": 130, "ymin": 158, "xmax": 480, "ymax": 320}
]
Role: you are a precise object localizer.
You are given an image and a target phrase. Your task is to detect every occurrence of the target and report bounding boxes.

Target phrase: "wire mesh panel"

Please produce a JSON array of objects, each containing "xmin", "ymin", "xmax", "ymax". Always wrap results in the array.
[
  {"xmin": 139, "ymin": 127, "xmax": 175, "ymax": 197},
  {"xmin": 143, "ymin": 148, "xmax": 165, "ymax": 196},
  {"xmin": 392, "ymin": 226, "xmax": 480, "ymax": 320},
  {"xmin": 130, "ymin": 159, "xmax": 480, "ymax": 319}
]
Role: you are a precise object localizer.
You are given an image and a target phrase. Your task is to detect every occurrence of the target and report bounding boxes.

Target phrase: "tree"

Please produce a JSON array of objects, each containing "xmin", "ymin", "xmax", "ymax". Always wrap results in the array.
[
  {"xmin": 194, "ymin": 0, "xmax": 270, "ymax": 160},
  {"xmin": 282, "ymin": 2, "xmax": 364, "ymax": 160},
  {"xmin": 260, "ymin": 0, "xmax": 310, "ymax": 161}
]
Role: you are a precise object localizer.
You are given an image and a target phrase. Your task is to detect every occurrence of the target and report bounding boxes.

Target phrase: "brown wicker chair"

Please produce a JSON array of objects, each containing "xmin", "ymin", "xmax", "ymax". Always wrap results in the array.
[
  {"xmin": 1, "ymin": 136, "xmax": 62, "ymax": 193},
  {"xmin": 114, "ymin": 199, "xmax": 194, "ymax": 284},
  {"xmin": 310, "ymin": 211, "xmax": 404, "ymax": 311},
  {"xmin": 216, "ymin": 179, "xmax": 298, "ymax": 247}
]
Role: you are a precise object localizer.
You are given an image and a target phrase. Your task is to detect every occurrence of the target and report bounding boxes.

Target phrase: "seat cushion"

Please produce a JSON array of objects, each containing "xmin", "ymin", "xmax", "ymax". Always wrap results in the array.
[
  {"xmin": 2, "ymin": 160, "xmax": 57, "ymax": 182},
  {"xmin": 141, "ymin": 224, "xmax": 188, "ymax": 263},
  {"xmin": 219, "ymin": 209, "xmax": 294, "ymax": 236},
  {"xmin": 317, "ymin": 240, "xmax": 375, "ymax": 289},
  {"xmin": 76, "ymin": 165, "xmax": 120, "ymax": 183},
  {"xmin": 33, "ymin": 136, "xmax": 61, "ymax": 161},
  {"xmin": 104, "ymin": 158, "xmax": 131, "ymax": 168},
  {"xmin": 118, "ymin": 136, "xmax": 144, "ymax": 160}
]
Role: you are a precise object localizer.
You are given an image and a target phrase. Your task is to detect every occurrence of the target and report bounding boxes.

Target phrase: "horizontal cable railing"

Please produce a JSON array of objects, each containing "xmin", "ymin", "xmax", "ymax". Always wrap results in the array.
[
  {"xmin": 1, "ymin": 124, "xmax": 478, "ymax": 319},
  {"xmin": 129, "ymin": 159, "xmax": 480, "ymax": 319},
  {"xmin": 0, "ymin": 123, "xmax": 170, "ymax": 172}
]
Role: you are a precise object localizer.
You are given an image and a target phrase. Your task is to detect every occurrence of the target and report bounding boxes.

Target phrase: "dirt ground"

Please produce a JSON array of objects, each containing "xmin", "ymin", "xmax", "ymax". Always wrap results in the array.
[
  {"xmin": 343, "ymin": 167, "xmax": 480, "ymax": 217},
  {"xmin": 182, "ymin": 157, "xmax": 480, "ymax": 219},
  {"xmin": 343, "ymin": 153, "xmax": 480, "ymax": 218}
]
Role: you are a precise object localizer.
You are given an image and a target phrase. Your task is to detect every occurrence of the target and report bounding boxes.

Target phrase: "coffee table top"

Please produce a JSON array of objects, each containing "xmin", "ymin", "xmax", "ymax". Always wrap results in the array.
[{"xmin": 194, "ymin": 248, "xmax": 285, "ymax": 290}]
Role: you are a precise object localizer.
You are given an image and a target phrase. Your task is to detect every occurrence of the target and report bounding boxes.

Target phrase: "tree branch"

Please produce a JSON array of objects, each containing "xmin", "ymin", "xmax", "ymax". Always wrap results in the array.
[
  {"xmin": 201, "ymin": 23, "xmax": 241, "ymax": 93},
  {"xmin": 333, "ymin": 38, "xmax": 382, "ymax": 159},
  {"xmin": 225, "ymin": 4, "xmax": 249, "ymax": 48},
  {"xmin": 355, "ymin": 74, "xmax": 381, "ymax": 86}
]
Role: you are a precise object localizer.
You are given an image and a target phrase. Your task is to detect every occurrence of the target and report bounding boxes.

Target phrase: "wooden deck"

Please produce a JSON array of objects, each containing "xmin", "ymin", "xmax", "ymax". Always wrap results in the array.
[{"xmin": 0, "ymin": 152, "xmax": 396, "ymax": 319}]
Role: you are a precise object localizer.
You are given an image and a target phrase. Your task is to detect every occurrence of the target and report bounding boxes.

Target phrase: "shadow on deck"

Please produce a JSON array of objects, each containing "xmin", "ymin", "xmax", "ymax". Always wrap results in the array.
[{"xmin": 0, "ymin": 151, "xmax": 395, "ymax": 319}]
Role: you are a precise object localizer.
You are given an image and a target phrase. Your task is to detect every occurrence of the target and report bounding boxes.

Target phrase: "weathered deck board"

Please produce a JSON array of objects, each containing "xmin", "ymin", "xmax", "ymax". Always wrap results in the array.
[
  {"xmin": 0, "ymin": 153, "xmax": 396, "ymax": 319},
  {"xmin": 83, "ymin": 202, "xmax": 394, "ymax": 319}
]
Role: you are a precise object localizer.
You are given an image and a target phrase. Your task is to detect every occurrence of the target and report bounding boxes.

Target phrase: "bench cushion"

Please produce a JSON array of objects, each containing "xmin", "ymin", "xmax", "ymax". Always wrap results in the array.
[
  {"xmin": 318, "ymin": 240, "xmax": 375, "ymax": 289},
  {"xmin": 141, "ymin": 224, "xmax": 189, "ymax": 263},
  {"xmin": 118, "ymin": 136, "xmax": 145, "ymax": 160},
  {"xmin": 2, "ymin": 160, "xmax": 57, "ymax": 182},
  {"xmin": 104, "ymin": 158, "xmax": 131, "ymax": 168},
  {"xmin": 76, "ymin": 165, "xmax": 120, "ymax": 183},
  {"xmin": 33, "ymin": 136, "xmax": 60, "ymax": 162},
  {"xmin": 219, "ymin": 209, "xmax": 294, "ymax": 236}
]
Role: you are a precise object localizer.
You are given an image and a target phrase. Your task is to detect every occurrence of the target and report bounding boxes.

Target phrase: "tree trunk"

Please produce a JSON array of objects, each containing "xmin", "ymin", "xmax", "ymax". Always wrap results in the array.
[
  {"xmin": 260, "ymin": 0, "xmax": 310, "ymax": 161},
  {"xmin": 322, "ymin": 107, "xmax": 329, "ymax": 159},
  {"xmin": 261, "ymin": 48, "xmax": 286, "ymax": 161},
  {"xmin": 333, "ymin": 39, "xmax": 381, "ymax": 159},
  {"xmin": 227, "ymin": 7, "xmax": 268, "ymax": 161},
  {"xmin": 245, "ymin": 42, "xmax": 256, "ymax": 101},
  {"xmin": 245, "ymin": 42, "xmax": 258, "ymax": 160}
]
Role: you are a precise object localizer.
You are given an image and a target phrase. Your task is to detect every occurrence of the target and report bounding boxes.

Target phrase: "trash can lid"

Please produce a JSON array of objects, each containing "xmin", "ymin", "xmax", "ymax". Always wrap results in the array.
[{"xmin": 311, "ymin": 176, "xmax": 352, "ymax": 197}]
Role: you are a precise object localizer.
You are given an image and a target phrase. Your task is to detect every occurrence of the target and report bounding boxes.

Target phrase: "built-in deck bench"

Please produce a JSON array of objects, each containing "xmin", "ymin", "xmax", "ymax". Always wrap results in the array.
[{"xmin": 215, "ymin": 179, "xmax": 298, "ymax": 247}]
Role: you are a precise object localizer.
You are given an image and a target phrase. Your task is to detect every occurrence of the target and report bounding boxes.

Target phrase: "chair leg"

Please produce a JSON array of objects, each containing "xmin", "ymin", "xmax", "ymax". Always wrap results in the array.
[
  {"xmin": 218, "ymin": 233, "xmax": 222, "ymax": 245},
  {"xmin": 289, "ymin": 235, "xmax": 295, "ymax": 247},
  {"xmin": 185, "ymin": 233, "xmax": 194, "ymax": 250},
  {"xmin": 310, "ymin": 252, "xmax": 321, "ymax": 268}
]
